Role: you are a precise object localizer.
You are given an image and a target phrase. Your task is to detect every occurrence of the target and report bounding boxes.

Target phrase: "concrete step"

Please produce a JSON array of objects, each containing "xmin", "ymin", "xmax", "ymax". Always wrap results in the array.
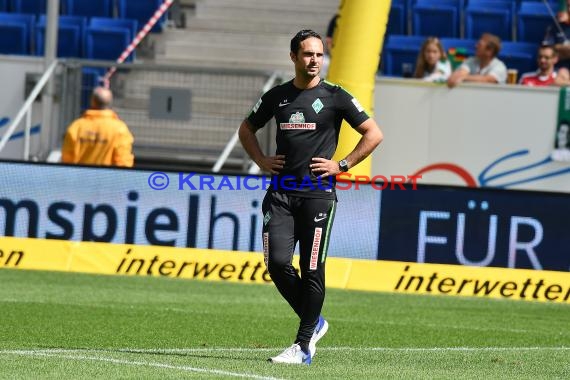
[
  {"xmin": 195, "ymin": 5, "xmax": 333, "ymax": 25},
  {"xmin": 162, "ymin": 41, "xmax": 288, "ymax": 61},
  {"xmin": 162, "ymin": 29, "xmax": 293, "ymax": 47},
  {"xmin": 116, "ymin": 96, "xmax": 254, "ymax": 117},
  {"xmin": 184, "ymin": 16, "xmax": 328, "ymax": 35},
  {"xmin": 116, "ymin": 70, "xmax": 268, "ymax": 99},
  {"xmin": 154, "ymin": 55, "xmax": 295, "ymax": 75},
  {"xmin": 121, "ymin": 111, "xmax": 243, "ymax": 146},
  {"xmin": 198, "ymin": 0, "xmax": 339, "ymax": 13},
  {"xmin": 156, "ymin": 48, "xmax": 293, "ymax": 72}
]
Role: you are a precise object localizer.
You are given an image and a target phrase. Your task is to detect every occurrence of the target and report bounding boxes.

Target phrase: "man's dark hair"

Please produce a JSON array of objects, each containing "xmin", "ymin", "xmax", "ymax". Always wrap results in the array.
[
  {"xmin": 539, "ymin": 43, "xmax": 558, "ymax": 56},
  {"xmin": 290, "ymin": 29, "xmax": 323, "ymax": 54}
]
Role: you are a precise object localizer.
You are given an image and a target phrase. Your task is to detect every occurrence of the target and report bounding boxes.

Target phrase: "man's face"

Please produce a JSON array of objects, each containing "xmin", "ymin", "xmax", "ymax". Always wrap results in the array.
[
  {"xmin": 475, "ymin": 38, "xmax": 489, "ymax": 59},
  {"xmin": 538, "ymin": 47, "xmax": 557, "ymax": 72},
  {"xmin": 291, "ymin": 37, "xmax": 324, "ymax": 78}
]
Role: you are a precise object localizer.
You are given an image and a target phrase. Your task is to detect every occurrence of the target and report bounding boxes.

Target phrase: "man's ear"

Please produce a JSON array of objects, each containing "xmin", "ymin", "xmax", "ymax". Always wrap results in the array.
[{"xmin": 290, "ymin": 52, "xmax": 296, "ymax": 63}]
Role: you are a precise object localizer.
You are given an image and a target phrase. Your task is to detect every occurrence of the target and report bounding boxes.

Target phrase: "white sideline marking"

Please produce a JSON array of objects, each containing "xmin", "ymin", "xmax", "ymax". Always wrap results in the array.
[
  {"xmin": 323, "ymin": 346, "xmax": 570, "ymax": 352},
  {"xmin": 2, "ymin": 346, "xmax": 570, "ymax": 355},
  {"xmin": 117, "ymin": 346, "xmax": 570, "ymax": 353},
  {"xmin": 2, "ymin": 350, "xmax": 282, "ymax": 380}
]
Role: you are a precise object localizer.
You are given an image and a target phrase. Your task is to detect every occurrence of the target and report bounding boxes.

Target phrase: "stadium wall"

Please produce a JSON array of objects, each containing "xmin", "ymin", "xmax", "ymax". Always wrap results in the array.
[
  {"xmin": 0, "ymin": 56, "xmax": 46, "ymax": 159},
  {"xmin": 1, "ymin": 162, "xmax": 569, "ymax": 271},
  {"xmin": 372, "ymin": 77, "xmax": 570, "ymax": 192}
]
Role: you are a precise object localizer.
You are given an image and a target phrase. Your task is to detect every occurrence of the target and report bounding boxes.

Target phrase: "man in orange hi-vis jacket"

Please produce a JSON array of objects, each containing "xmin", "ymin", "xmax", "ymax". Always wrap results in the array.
[{"xmin": 62, "ymin": 87, "xmax": 134, "ymax": 167}]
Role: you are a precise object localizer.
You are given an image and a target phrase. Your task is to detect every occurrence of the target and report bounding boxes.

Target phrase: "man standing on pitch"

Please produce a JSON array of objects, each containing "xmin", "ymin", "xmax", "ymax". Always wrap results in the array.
[{"xmin": 238, "ymin": 29, "xmax": 383, "ymax": 365}]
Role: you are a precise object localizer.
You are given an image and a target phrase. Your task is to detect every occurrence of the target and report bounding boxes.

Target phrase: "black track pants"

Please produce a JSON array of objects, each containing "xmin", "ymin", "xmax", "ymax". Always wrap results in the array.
[{"xmin": 262, "ymin": 190, "xmax": 336, "ymax": 343}]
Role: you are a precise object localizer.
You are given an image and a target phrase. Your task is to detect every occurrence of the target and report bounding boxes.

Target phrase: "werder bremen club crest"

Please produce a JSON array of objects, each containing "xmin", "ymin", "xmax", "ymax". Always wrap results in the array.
[{"xmin": 289, "ymin": 112, "xmax": 305, "ymax": 123}]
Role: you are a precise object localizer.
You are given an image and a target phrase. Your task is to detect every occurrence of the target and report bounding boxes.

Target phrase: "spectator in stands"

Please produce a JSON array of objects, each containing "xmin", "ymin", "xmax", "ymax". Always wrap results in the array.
[
  {"xmin": 321, "ymin": 13, "xmax": 338, "ymax": 78},
  {"xmin": 545, "ymin": 1, "xmax": 570, "ymax": 67},
  {"xmin": 557, "ymin": 0, "xmax": 570, "ymax": 24},
  {"xmin": 62, "ymin": 87, "xmax": 134, "ymax": 167},
  {"xmin": 413, "ymin": 37, "xmax": 452, "ymax": 83},
  {"xmin": 447, "ymin": 33, "xmax": 507, "ymax": 88},
  {"xmin": 325, "ymin": 14, "xmax": 338, "ymax": 54},
  {"xmin": 519, "ymin": 44, "xmax": 570, "ymax": 86}
]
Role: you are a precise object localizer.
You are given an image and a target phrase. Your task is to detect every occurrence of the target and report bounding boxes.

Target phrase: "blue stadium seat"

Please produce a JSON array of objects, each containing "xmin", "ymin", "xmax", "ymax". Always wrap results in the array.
[
  {"xmin": 412, "ymin": 0, "xmax": 462, "ymax": 38},
  {"xmin": 387, "ymin": 0, "xmax": 407, "ymax": 37},
  {"xmin": 85, "ymin": 27, "xmax": 131, "ymax": 61},
  {"xmin": 56, "ymin": 14, "xmax": 86, "ymax": 31},
  {"xmin": 89, "ymin": 17, "xmax": 138, "ymax": 42},
  {"xmin": 465, "ymin": 0, "xmax": 514, "ymax": 41},
  {"xmin": 0, "ymin": 23, "xmax": 27, "ymax": 54},
  {"xmin": 517, "ymin": 2, "xmax": 554, "ymax": 43},
  {"xmin": 382, "ymin": 35, "xmax": 426, "ymax": 77},
  {"xmin": 514, "ymin": 0, "xmax": 557, "ymax": 9},
  {"xmin": 117, "ymin": 0, "xmax": 163, "ymax": 33},
  {"xmin": 0, "ymin": 12, "xmax": 35, "ymax": 53},
  {"xmin": 10, "ymin": 0, "xmax": 46, "ymax": 15},
  {"xmin": 499, "ymin": 41, "xmax": 537, "ymax": 74},
  {"xmin": 35, "ymin": 15, "xmax": 85, "ymax": 57},
  {"xmin": 63, "ymin": 0, "xmax": 113, "ymax": 18}
]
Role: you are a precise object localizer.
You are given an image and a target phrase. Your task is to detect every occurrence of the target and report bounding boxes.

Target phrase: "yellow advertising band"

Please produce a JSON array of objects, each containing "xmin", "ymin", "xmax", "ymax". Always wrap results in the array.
[{"xmin": 1, "ymin": 237, "xmax": 569, "ymax": 303}]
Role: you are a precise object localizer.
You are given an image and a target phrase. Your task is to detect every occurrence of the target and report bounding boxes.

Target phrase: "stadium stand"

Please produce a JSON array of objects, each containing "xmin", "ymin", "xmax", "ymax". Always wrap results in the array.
[
  {"xmin": 0, "ymin": 12, "xmax": 35, "ymax": 54},
  {"xmin": 440, "ymin": 37, "xmax": 477, "ymax": 69},
  {"xmin": 85, "ymin": 17, "xmax": 138, "ymax": 61},
  {"xmin": 440, "ymin": 37, "xmax": 477, "ymax": 56},
  {"xmin": 412, "ymin": 0, "xmax": 463, "ymax": 38},
  {"xmin": 35, "ymin": 15, "xmax": 85, "ymax": 57},
  {"xmin": 517, "ymin": 1, "xmax": 555, "ymax": 43},
  {"xmin": 376, "ymin": 0, "xmax": 562, "ymax": 77},
  {"xmin": 62, "ymin": 0, "xmax": 114, "ymax": 18},
  {"xmin": 465, "ymin": 0, "xmax": 514, "ymax": 41},
  {"xmin": 499, "ymin": 40, "xmax": 537, "ymax": 74},
  {"xmin": 85, "ymin": 27, "xmax": 131, "ymax": 61},
  {"xmin": 387, "ymin": 0, "xmax": 407, "ymax": 37},
  {"xmin": 382, "ymin": 35, "xmax": 426, "ymax": 76},
  {"xmin": 154, "ymin": 0, "xmax": 336, "ymax": 72},
  {"xmin": 6, "ymin": 0, "xmax": 562, "ymax": 170},
  {"xmin": 0, "ymin": 22, "xmax": 27, "ymax": 54},
  {"xmin": 117, "ymin": 0, "xmax": 165, "ymax": 33},
  {"xmin": 89, "ymin": 17, "xmax": 138, "ymax": 43},
  {"xmin": 10, "ymin": 0, "xmax": 46, "ymax": 15}
]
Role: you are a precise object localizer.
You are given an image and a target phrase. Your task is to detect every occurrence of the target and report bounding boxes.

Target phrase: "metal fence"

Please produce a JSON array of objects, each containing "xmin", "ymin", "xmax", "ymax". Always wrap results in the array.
[{"xmin": 58, "ymin": 60, "xmax": 283, "ymax": 172}]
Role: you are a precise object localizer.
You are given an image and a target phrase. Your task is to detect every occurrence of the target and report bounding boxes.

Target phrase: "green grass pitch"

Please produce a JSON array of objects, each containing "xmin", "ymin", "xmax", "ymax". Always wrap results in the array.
[{"xmin": 1, "ymin": 268, "xmax": 569, "ymax": 379}]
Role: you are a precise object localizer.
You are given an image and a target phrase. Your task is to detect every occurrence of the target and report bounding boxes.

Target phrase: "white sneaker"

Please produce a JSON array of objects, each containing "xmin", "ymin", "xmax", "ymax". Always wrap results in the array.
[
  {"xmin": 269, "ymin": 344, "xmax": 311, "ymax": 365},
  {"xmin": 308, "ymin": 316, "xmax": 329, "ymax": 358}
]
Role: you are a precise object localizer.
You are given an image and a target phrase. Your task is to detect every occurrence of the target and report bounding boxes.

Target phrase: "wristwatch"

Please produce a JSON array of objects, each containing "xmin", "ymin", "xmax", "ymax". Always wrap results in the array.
[{"xmin": 338, "ymin": 159, "xmax": 349, "ymax": 172}]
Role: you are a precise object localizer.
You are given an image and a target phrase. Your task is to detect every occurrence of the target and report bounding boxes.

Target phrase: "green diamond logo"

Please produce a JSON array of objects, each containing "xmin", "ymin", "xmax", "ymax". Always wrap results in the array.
[
  {"xmin": 312, "ymin": 98, "xmax": 324, "ymax": 114},
  {"xmin": 263, "ymin": 211, "xmax": 271, "ymax": 226}
]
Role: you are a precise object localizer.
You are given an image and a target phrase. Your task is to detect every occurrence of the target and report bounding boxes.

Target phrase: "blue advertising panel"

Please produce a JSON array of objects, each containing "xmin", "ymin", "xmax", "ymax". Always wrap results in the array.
[
  {"xmin": 0, "ymin": 162, "xmax": 381, "ymax": 260},
  {"xmin": 378, "ymin": 184, "xmax": 570, "ymax": 272}
]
